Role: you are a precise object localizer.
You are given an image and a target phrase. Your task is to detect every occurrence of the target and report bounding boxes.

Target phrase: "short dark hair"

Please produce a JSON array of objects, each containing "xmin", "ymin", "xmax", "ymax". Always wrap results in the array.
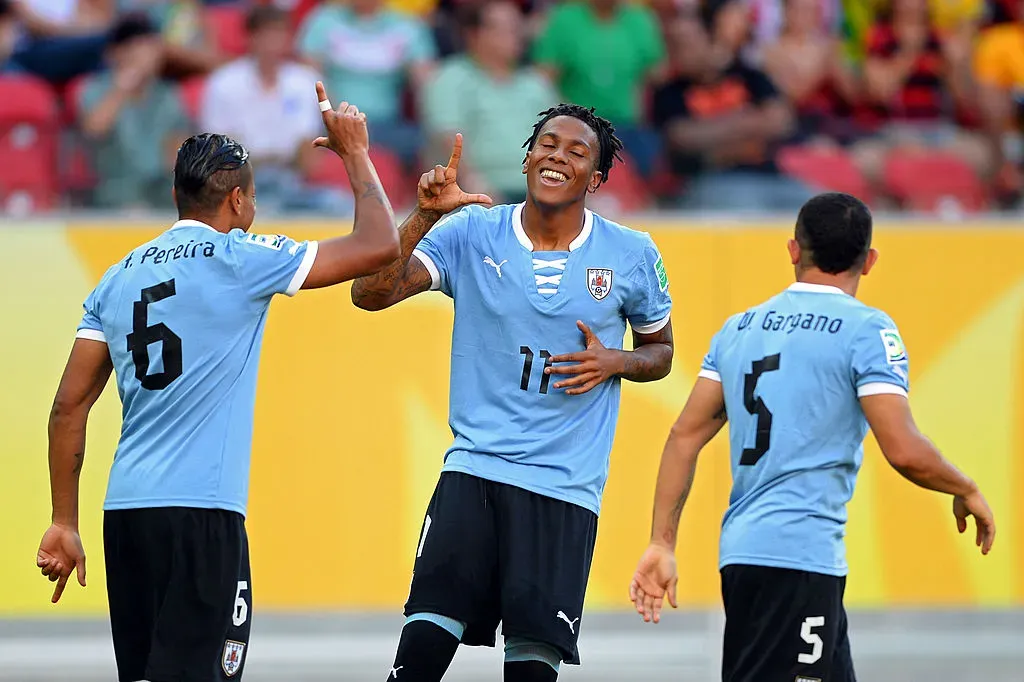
[
  {"xmin": 458, "ymin": 0, "xmax": 520, "ymax": 31},
  {"xmin": 795, "ymin": 192, "xmax": 873, "ymax": 274},
  {"xmin": 246, "ymin": 4, "xmax": 288, "ymax": 34},
  {"xmin": 108, "ymin": 13, "xmax": 158, "ymax": 47},
  {"xmin": 522, "ymin": 103, "xmax": 624, "ymax": 185},
  {"xmin": 174, "ymin": 134, "xmax": 252, "ymax": 215}
]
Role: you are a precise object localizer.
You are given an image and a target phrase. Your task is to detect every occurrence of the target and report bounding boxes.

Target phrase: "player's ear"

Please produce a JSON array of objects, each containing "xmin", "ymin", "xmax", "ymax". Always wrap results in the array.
[
  {"xmin": 862, "ymin": 248, "xmax": 879, "ymax": 275},
  {"xmin": 522, "ymin": 157, "xmax": 528, "ymax": 174},
  {"xmin": 787, "ymin": 238, "xmax": 800, "ymax": 265},
  {"xmin": 588, "ymin": 171, "xmax": 602, "ymax": 193},
  {"xmin": 229, "ymin": 186, "xmax": 244, "ymax": 215}
]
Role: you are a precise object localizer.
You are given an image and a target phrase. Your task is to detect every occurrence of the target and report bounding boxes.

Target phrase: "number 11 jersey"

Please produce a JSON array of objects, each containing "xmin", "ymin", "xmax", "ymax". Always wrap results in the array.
[
  {"xmin": 700, "ymin": 282, "xmax": 911, "ymax": 576},
  {"xmin": 76, "ymin": 220, "xmax": 318, "ymax": 516},
  {"xmin": 413, "ymin": 203, "xmax": 672, "ymax": 515}
]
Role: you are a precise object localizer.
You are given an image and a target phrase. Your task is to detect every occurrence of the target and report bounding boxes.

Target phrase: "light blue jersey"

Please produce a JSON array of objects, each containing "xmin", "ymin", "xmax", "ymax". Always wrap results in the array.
[
  {"xmin": 413, "ymin": 203, "xmax": 672, "ymax": 514},
  {"xmin": 76, "ymin": 220, "xmax": 318, "ymax": 516},
  {"xmin": 701, "ymin": 283, "xmax": 910, "ymax": 576}
]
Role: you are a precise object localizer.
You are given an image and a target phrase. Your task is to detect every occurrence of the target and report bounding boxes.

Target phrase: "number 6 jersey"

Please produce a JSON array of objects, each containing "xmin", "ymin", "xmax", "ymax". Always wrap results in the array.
[
  {"xmin": 700, "ymin": 282, "xmax": 911, "ymax": 576},
  {"xmin": 76, "ymin": 220, "xmax": 318, "ymax": 516},
  {"xmin": 412, "ymin": 203, "xmax": 672, "ymax": 515}
]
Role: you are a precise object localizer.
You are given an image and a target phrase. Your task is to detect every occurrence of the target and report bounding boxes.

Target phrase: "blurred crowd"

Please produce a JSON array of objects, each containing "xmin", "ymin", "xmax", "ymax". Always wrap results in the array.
[{"xmin": 2, "ymin": 0, "xmax": 1024, "ymax": 215}]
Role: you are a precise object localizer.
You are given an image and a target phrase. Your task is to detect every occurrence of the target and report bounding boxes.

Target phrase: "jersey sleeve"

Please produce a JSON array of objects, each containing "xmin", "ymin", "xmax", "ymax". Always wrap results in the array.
[
  {"xmin": 226, "ymin": 230, "xmax": 320, "ymax": 301},
  {"xmin": 624, "ymin": 234, "xmax": 672, "ymax": 334},
  {"xmin": 75, "ymin": 284, "xmax": 107, "ymax": 343},
  {"xmin": 698, "ymin": 322, "xmax": 730, "ymax": 383},
  {"xmin": 850, "ymin": 311, "xmax": 910, "ymax": 398},
  {"xmin": 411, "ymin": 207, "xmax": 472, "ymax": 298}
]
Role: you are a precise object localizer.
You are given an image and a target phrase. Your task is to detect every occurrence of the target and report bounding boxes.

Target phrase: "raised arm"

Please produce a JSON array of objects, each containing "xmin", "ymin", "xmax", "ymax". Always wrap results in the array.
[
  {"xmin": 300, "ymin": 82, "xmax": 401, "ymax": 289},
  {"xmin": 37, "ymin": 337, "xmax": 113, "ymax": 603},
  {"xmin": 350, "ymin": 133, "xmax": 492, "ymax": 310},
  {"xmin": 861, "ymin": 394, "xmax": 995, "ymax": 554}
]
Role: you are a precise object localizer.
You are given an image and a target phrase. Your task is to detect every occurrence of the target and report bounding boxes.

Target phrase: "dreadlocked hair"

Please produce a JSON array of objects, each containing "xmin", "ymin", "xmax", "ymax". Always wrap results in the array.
[{"xmin": 522, "ymin": 104, "xmax": 624, "ymax": 186}]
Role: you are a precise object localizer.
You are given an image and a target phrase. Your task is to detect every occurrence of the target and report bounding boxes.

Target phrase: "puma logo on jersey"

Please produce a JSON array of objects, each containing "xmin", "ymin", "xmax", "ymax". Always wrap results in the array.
[
  {"xmin": 389, "ymin": 665, "xmax": 404, "ymax": 679},
  {"xmin": 483, "ymin": 256, "xmax": 507, "ymax": 278},
  {"xmin": 556, "ymin": 610, "xmax": 579, "ymax": 633}
]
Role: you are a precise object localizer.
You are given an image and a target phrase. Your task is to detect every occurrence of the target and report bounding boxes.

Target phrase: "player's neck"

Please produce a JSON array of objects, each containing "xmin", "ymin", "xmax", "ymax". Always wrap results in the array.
[
  {"xmin": 177, "ymin": 213, "xmax": 233, "ymax": 234},
  {"xmin": 795, "ymin": 271, "xmax": 860, "ymax": 297},
  {"xmin": 521, "ymin": 199, "xmax": 585, "ymax": 251}
]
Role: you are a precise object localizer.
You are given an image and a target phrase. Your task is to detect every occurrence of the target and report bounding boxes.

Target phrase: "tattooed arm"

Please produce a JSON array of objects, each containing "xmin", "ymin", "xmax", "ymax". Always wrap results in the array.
[
  {"xmin": 624, "ymin": 322, "xmax": 674, "ymax": 383},
  {"xmin": 349, "ymin": 208, "xmax": 440, "ymax": 310},
  {"xmin": 301, "ymin": 150, "xmax": 400, "ymax": 289},
  {"xmin": 649, "ymin": 377, "xmax": 727, "ymax": 549},
  {"xmin": 37, "ymin": 338, "xmax": 111, "ymax": 602}
]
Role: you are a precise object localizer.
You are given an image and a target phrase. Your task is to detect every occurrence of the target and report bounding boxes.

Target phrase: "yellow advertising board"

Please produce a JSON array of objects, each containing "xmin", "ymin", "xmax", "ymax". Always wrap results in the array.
[{"xmin": 2, "ymin": 220, "xmax": 1021, "ymax": 616}]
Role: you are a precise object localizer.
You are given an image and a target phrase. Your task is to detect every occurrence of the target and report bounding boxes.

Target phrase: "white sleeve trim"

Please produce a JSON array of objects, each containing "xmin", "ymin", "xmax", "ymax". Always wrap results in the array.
[
  {"xmin": 285, "ymin": 240, "xmax": 319, "ymax": 297},
  {"xmin": 698, "ymin": 368, "xmax": 722, "ymax": 383},
  {"xmin": 631, "ymin": 313, "xmax": 671, "ymax": 335},
  {"xmin": 857, "ymin": 382, "xmax": 908, "ymax": 398},
  {"xmin": 412, "ymin": 249, "xmax": 441, "ymax": 291},
  {"xmin": 75, "ymin": 328, "xmax": 107, "ymax": 343}
]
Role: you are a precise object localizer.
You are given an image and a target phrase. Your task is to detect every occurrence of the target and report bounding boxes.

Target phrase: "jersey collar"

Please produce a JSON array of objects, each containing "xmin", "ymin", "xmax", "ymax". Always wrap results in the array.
[
  {"xmin": 511, "ymin": 202, "xmax": 594, "ymax": 252},
  {"xmin": 170, "ymin": 219, "xmax": 220, "ymax": 233},
  {"xmin": 788, "ymin": 282, "xmax": 847, "ymax": 295}
]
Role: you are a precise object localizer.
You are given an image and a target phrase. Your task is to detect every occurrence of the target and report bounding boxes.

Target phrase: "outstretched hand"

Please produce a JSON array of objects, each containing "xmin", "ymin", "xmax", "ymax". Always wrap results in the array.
[
  {"xmin": 312, "ymin": 81, "xmax": 369, "ymax": 159},
  {"xmin": 417, "ymin": 133, "xmax": 493, "ymax": 215},
  {"xmin": 546, "ymin": 321, "xmax": 624, "ymax": 396}
]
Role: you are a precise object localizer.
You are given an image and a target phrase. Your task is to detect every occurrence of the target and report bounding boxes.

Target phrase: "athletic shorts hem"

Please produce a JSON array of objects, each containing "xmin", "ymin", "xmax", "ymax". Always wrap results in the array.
[
  {"xmin": 720, "ymin": 555, "xmax": 848, "ymax": 577},
  {"xmin": 499, "ymin": 624, "xmax": 580, "ymax": 665},
  {"xmin": 103, "ymin": 499, "xmax": 248, "ymax": 516},
  {"xmin": 439, "ymin": 464, "xmax": 600, "ymax": 516}
]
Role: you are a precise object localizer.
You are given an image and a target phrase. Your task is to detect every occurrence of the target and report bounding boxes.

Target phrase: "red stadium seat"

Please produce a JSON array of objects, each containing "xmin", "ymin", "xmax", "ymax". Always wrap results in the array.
[
  {"xmin": 777, "ymin": 146, "xmax": 872, "ymax": 204},
  {"xmin": 883, "ymin": 152, "xmax": 988, "ymax": 213},
  {"xmin": 179, "ymin": 77, "xmax": 207, "ymax": 124},
  {"xmin": 307, "ymin": 147, "xmax": 414, "ymax": 207},
  {"xmin": 0, "ymin": 75, "xmax": 60, "ymax": 213},
  {"xmin": 205, "ymin": 6, "xmax": 248, "ymax": 57},
  {"xmin": 598, "ymin": 151, "xmax": 652, "ymax": 214}
]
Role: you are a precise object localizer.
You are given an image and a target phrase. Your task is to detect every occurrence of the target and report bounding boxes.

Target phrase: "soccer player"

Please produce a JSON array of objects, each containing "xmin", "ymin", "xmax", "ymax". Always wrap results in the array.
[
  {"xmin": 35, "ymin": 82, "xmax": 400, "ymax": 682},
  {"xmin": 351, "ymin": 104, "xmax": 675, "ymax": 682},
  {"xmin": 629, "ymin": 192, "xmax": 996, "ymax": 682}
]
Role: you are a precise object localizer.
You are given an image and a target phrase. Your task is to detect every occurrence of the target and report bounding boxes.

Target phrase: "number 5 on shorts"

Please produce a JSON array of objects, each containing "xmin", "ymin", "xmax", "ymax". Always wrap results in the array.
[
  {"xmin": 233, "ymin": 581, "xmax": 249, "ymax": 627},
  {"xmin": 798, "ymin": 616, "xmax": 825, "ymax": 664}
]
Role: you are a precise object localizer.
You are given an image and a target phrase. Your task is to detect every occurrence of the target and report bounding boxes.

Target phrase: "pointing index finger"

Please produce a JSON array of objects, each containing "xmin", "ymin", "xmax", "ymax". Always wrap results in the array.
[
  {"xmin": 447, "ymin": 133, "xmax": 463, "ymax": 171},
  {"xmin": 315, "ymin": 81, "xmax": 332, "ymax": 120}
]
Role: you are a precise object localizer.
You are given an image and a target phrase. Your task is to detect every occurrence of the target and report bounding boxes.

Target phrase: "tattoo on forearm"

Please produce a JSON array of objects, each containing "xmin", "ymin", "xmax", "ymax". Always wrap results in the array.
[
  {"xmin": 621, "ymin": 343, "xmax": 673, "ymax": 382},
  {"xmin": 351, "ymin": 209, "xmax": 439, "ymax": 306},
  {"xmin": 71, "ymin": 452, "xmax": 83, "ymax": 475},
  {"xmin": 358, "ymin": 180, "xmax": 385, "ymax": 206}
]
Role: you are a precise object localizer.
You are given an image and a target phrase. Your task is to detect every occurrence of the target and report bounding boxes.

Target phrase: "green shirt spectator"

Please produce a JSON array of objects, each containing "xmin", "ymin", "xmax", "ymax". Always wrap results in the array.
[
  {"xmin": 533, "ymin": 0, "xmax": 664, "ymax": 126},
  {"xmin": 298, "ymin": 0, "xmax": 436, "ymax": 123}
]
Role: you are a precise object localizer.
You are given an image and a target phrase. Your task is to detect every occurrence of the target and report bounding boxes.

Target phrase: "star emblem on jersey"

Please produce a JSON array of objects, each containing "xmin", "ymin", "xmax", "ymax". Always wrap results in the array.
[
  {"xmin": 483, "ymin": 256, "xmax": 507, "ymax": 278},
  {"xmin": 586, "ymin": 268, "xmax": 614, "ymax": 300},
  {"xmin": 556, "ymin": 610, "xmax": 579, "ymax": 633},
  {"xmin": 221, "ymin": 640, "xmax": 245, "ymax": 677}
]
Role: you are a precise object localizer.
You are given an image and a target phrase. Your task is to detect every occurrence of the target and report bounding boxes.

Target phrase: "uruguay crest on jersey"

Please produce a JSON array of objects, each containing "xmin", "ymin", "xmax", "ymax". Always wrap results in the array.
[
  {"xmin": 222, "ymin": 640, "xmax": 245, "ymax": 677},
  {"xmin": 587, "ymin": 268, "xmax": 613, "ymax": 300}
]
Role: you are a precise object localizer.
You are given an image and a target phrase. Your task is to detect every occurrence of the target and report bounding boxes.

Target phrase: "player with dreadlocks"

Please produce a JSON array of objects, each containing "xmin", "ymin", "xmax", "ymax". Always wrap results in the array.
[{"xmin": 353, "ymin": 104, "xmax": 675, "ymax": 682}]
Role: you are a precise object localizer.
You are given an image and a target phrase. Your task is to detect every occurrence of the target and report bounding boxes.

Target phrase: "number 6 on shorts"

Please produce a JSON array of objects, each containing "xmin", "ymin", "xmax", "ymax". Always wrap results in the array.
[
  {"xmin": 232, "ymin": 581, "xmax": 249, "ymax": 627},
  {"xmin": 798, "ymin": 616, "xmax": 825, "ymax": 664}
]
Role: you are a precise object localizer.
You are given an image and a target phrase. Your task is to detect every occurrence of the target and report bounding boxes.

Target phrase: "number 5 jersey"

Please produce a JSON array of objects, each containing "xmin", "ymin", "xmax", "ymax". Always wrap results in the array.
[
  {"xmin": 412, "ymin": 203, "xmax": 672, "ymax": 516},
  {"xmin": 76, "ymin": 220, "xmax": 319, "ymax": 516},
  {"xmin": 700, "ymin": 282, "xmax": 911, "ymax": 577}
]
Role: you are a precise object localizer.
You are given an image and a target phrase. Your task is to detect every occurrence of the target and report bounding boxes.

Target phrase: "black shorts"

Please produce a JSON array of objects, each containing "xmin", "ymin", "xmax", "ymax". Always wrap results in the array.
[
  {"xmin": 404, "ymin": 471, "xmax": 598, "ymax": 664},
  {"xmin": 721, "ymin": 564, "xmax": 856, "ymax": 682},
  {"xmin": 104, "ymin": 507, "xmax": 252, "ymax": 682}
]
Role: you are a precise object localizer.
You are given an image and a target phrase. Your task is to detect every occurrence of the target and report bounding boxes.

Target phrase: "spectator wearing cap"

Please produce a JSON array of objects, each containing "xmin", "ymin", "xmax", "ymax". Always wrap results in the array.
[
  {"xmin": 201, "ymin": 5, "xmax": 352, "ymax": 216},
  {"xmin": 421, "ymin": 1, "xmax": 557, "ymax": 204},
  {"xmin": 78, "ymin": 13, "xmax": 191, "ymax": 209}
]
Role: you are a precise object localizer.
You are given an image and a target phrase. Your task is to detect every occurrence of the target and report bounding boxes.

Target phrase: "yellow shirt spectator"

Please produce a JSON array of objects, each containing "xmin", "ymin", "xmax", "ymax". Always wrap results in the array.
[
  {"xmin": 974, "ymin": 23, "xmax": 1024, "ymax": 89},
  {"xmin": 929, "ymin": 0, "xmax": 983, "ymax": 30}
]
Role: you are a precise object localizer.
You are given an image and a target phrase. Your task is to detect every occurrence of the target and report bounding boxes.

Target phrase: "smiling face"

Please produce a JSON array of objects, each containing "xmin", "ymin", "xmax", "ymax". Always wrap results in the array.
[{"xmin": 523, "ymin": 115, "xmax": 603, "ymax": 208}]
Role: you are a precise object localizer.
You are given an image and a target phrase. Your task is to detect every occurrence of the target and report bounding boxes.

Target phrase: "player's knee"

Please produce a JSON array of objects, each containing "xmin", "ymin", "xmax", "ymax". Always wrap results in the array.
[{"xmin": 504, "ymin": 636, "xmax": 561, "ymax": 674}]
